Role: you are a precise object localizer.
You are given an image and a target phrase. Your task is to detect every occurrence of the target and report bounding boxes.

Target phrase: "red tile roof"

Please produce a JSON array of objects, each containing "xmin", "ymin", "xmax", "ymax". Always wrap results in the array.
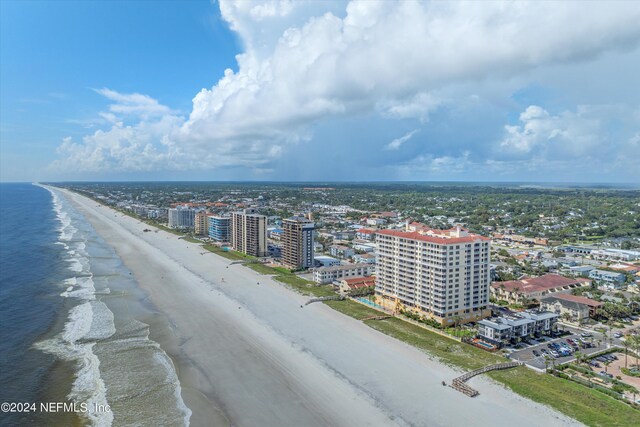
[
  {"xmin": 377, "ymin": 229, "xmax": 490, "ymax": 244},
  {"xmin": 341, "ymin": 276, "xmax": 375, "ymax": 288},
  {"xmin": 493, "ymin": 274, "xmax": 591, "ymax": 294}
]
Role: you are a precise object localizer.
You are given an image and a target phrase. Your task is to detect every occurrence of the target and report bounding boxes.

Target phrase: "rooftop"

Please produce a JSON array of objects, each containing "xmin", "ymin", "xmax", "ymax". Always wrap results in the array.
[
  {"xmin": 492, "ymin": 274, "xmax": 590, "ymax": 294},
  {"xmin": 377, "ymin": 228, "xmax": 490, "ymax": 244},
  {"xmin": 542, "ymin": 293, "xmax": 602, "ymax": 307},
  {"xmin": 315, "ymin": 263, "xmax": 373, "ymax": 272}
]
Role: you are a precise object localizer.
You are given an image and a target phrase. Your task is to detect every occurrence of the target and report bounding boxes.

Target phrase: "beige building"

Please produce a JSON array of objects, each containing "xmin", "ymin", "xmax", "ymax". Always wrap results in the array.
[
  {"xmin": 313, "ymin": 263, "xmax": 375, "ymax": 284},
  {"xmin": 282, "ymin": 216, "xmax": 315, "ymax": 270},
  {"xmin": 337, "ymin": 276, "xmax": 375, "ymax": 294},
  {"xmin": 231, "ymin": 208, "xmax": 267, "ymax": 257},
  {"xmin": 540, "ymin": 294, "xmax": 602, "ymax": 323},
  {"xmin": 375, "ymin": 226, "xmax": 491, "ymax": 326},
  {"xmin": 194, "ymin": 211, "xmax": 209, "ymax": 235}
]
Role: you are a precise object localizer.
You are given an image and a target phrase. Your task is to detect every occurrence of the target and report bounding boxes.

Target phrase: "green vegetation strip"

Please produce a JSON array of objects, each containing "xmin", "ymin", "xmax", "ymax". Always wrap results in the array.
[
  {"xmin": 182, "ymin": 237, "xmax": 201, "ymax": 243},
  {"xmin": 273, "ymin": 274, "xmax": 335, "ymax": 298},
  {"xmin": 202, "ymin": 244, "xmax": 253, "ymax": 261},
  {"xmin": 324, "ymin": 299, "xmax": 640, "ymax": 427}
]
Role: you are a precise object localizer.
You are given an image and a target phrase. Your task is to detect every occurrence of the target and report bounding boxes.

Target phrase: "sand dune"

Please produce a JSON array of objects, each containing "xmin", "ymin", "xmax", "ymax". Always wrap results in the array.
[{"xmin": 59, "ymin": 188, "xmax": 582, "ymax": 427}]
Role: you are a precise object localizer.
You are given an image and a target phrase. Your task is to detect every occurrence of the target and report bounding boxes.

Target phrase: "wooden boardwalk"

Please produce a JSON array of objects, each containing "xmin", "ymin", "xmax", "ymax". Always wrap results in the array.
[{"xmin": 449, "ymin": 362, "xmax": 523, "ymax": 397}]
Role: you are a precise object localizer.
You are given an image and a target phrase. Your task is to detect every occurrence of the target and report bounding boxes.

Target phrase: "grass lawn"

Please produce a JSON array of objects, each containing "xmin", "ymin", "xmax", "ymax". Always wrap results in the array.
[
  {"xmin": 323, "ymin": 300, "xmax": 640, "ymax": 426},
  {"xmin": 490, "ymin": 368, "xmax": 640, "ymax": 427},
  {"xmin": 248, "ymin": 263, "xmax": 278, "ymax": 275},
  {"xmin": 182, "ymin": 237, "xmax": 202, "ymax": 244},
  {"xmin": 324, "ymin": 299, "xmax": 382, "ymax": 319},
  {"xmin": 273, "ymin": 273, "xmax": 335, "ymax": 297},
  {"xmin": 202, "ymin": 244, "xmax": 252, "ymax": 262}
]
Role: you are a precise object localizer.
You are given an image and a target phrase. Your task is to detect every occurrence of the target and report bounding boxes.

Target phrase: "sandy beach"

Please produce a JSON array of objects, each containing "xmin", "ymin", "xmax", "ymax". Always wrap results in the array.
[{"xmin": 58, "ymin": 188, "xmax": 582, "ymax": 427}]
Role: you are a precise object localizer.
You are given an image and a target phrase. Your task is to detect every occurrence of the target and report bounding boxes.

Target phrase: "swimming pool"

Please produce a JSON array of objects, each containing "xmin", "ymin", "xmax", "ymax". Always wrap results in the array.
[{"xmin": 356, "ymin": 297, "xmax": 385, "ymax": 310}]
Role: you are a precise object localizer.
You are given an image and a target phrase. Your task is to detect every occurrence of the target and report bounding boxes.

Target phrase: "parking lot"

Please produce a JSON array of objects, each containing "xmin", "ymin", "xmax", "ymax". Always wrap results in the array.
[{"xmin": 507, "ymin": 332, "xmax": 609, "ymax": 370}]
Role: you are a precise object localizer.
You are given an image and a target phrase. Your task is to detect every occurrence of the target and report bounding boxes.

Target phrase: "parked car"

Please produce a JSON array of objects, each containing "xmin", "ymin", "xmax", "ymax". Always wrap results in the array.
[
  {"xmin": 581, "ymin": 332, "xmax": 592, "ymax": 337},
  {"xmin": 533, "ymin": 350, "xmax": 540, "ymax": 357}
]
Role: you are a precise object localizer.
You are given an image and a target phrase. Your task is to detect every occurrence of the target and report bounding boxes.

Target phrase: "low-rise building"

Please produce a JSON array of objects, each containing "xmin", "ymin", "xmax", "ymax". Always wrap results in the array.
[
  {"xmin": 336, "ymin": 276, "xmax": 375, "ymax": 294},
  {"xmin": 314, "ymin": 263, "xmax": 375, "ymax": 284},
  {"xmin": 329, "ymin": 245, "xmax": 355, "ymax": 259},
  {"xmin": 352, "ymin": 242, "xmax": 376, "ymax": 253},
  {"xmin": 590, "ymin": 248, "xmax": 640, "ymax": 261},
  {"xmin": 477, "ymin": 310, "xmax": 559, "ymax": 347},
  {"xmin": 314, "ymin": 255, "xmax": 340, "ymax": 267},
  {"xmin": 540, "ymin": 294, "xmax": 602, "ymax": 322},
  {"xmin": 356, "ymin": 228, "xmax": 377, "ymax": 240},
  {"xmin": 567, "ymin": 265, "xmax": 596, "ymax": 277},
  {"xmin": 353, "ymin": 253, "xmax": 376, "ymax": 264},
  {"xmin": 589, "ymin": 269, "xmax": 626, "ymax": 289},
  {"xmin": 491, "ymin": 274, "xmax": 591, "ymax": 303}
]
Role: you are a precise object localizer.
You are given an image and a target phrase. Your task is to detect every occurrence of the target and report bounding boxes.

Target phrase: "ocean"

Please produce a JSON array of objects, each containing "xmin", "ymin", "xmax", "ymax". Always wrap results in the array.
[{"xmin": 0, "ymin": 184, "xmax": 190, "ymax": 426}]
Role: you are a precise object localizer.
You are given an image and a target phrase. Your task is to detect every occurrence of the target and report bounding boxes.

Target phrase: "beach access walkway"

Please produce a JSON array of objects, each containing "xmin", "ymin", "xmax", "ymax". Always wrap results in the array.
[{"xmin": 450, "ymin": 362, "xmax": 524, "ymax": 397}]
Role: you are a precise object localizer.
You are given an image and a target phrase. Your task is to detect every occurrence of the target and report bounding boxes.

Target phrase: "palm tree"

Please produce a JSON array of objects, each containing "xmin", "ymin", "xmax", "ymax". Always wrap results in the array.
[
  {"xmin": 624, "ymin": 338, "xmax": 629, "ymax": 369},
  {"xmin": 629, "ymin": 335, "xmax": 640, "ymax": 368},
  {"xmin": 574, "ymin": 351, "xmax": 583, "ymax": 367}
]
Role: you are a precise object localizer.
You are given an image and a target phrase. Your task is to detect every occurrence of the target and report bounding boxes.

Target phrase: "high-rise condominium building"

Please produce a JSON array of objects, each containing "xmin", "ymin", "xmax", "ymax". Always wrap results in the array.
[
  {"xmin": 231, "ymin": 208, "xmax": 267, "ymax": 257},
  {"xmin": 194, "ymin": 211, "xmax": 209, "ymax": 235},
  {"xmin": 375, "ymin": 226, "xmax": 491, "ymax": 325},
  {"xmin": 168, "ymin": 206, "xmax": 195, "ymax": 229},
  {"xmin": 209, "ymin": 216, "xmax": 231, "ymax": 242},
  {"xmin": 282, "ymin": 216, "xmax": 315, "ymax": 269}
]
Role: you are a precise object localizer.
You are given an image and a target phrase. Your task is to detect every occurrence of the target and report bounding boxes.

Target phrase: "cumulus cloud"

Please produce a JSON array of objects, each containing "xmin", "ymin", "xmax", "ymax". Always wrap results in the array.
[
  {"xmin": 494, "ymin": 104, "xmax": 640, "ymax": 178},
  {"xmin": 53, "ymin": 1, "xmax": 640, "ymax": 174},
  {"xmin": 386, "ymin": 129, "xmax": 419, "ymax": 150},
  {"xmin": 500, "ymin": 105, "xmax": 607, "ymax": 158}
]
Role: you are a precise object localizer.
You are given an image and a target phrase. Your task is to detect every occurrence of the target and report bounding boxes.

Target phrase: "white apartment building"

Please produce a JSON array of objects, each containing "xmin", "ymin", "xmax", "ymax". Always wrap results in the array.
[
  {"xmin": 313, "ymin": 263, "xmax": 376, "ymax": 284},
  {"xmin": 231, "ymin": 208, "xmax": 267, "ymax": 257},
  {"xmin": 168, "ymin": 205, "xmax": 196, "ymax": 229},
  {"xmin": 375, "ymin": 227, "xmax": 491, "ymax": 325}
]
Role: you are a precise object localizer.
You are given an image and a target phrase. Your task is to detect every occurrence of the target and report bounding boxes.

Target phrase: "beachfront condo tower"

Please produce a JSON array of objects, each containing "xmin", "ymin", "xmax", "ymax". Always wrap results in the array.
[
  {"xmin": 194, "ymin": 211, "xmax": 209, "ymax": 235},
  {"xmin": 282, "ymin": 216, "xmax": 315, "ymax": 270},
  {"xmin": 208, "ymin": 215, "xmax": 231, "ymax": 242},
  {"xmin": 231, "ymin": 208, "xmax": 267, "ymax": 257},
  {"xmin": 168, "ymin": 205, "xmax": 196, "ymax": 229},
  {"xmin": 375, "ymin": 225, "xmax": 491, "ymax": 326}
]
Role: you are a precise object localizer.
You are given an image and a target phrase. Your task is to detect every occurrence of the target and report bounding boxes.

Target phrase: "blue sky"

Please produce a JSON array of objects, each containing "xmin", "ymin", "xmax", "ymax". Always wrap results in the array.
[{"xmin": 1, "ymin": 1, "xmax": 639, "ymax": 183}]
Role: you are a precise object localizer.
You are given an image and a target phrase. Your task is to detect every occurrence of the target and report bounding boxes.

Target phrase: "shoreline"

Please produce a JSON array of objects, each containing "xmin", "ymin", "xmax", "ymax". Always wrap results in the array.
[{"xmin": 57, "ymin": 188, "xmax": 582, "ymax": 427}]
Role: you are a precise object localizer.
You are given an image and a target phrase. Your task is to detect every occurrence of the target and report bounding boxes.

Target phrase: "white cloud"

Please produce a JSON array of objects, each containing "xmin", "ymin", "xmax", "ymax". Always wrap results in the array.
[
  {"xmin": 494, "ymin": 104, "xmax": 640, "ymax": 179},
  {"xmin": 94, "ymin": 88, "xmax": 174, "ymax": 119},
  {"xmin": 54, "ymin": 1, "xmax": 640, "ymax": 174},
  {"xmin": 499, "ymin": 105, "xmax": 604, "ymax": 157},
  {"xmin": 386, "ymin": 129, "xmax": 418, "ymax": 150},
  {"xmin": 176, "ymin": 0, "xmax": 640, "ymax": 165}
]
